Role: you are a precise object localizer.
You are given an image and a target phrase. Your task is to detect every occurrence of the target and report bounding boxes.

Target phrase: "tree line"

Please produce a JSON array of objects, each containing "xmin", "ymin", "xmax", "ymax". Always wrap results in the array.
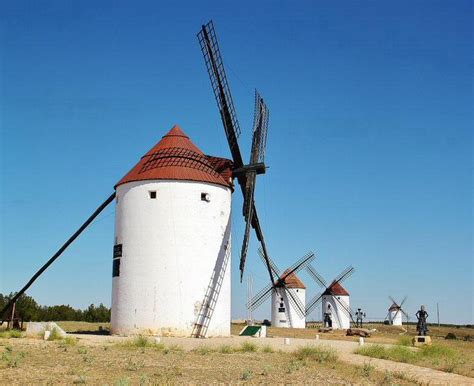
[{"xmin": 0, "ymin": 293, "xmax": 110, "ymax": 323}]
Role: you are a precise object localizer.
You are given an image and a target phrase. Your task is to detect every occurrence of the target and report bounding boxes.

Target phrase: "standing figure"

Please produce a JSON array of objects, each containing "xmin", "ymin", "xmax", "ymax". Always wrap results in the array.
[
  {"xmin": 324, "ymin": 304, "xmax": 333, "ymax": 328},
  {"xmin": 416, "ymin": 305, "xmax": 429, "ymax": 335},
  {"xmin": 355, "ymin": 308, "xmax": 366, "ymax": 328}
]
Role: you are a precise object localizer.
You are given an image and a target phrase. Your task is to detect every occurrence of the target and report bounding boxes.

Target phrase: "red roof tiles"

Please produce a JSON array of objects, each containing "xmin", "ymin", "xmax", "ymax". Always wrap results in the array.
[
  {"xmin": 115, "ymin": 125, "xmax": 233, "ymax": 189},
  {"xmin": 323, "ymin": 281, "xmax": 349, "ymax": 296},
  {"xmin": 278, "ymin": 269, "xmax": 306, "ymax": 289}
]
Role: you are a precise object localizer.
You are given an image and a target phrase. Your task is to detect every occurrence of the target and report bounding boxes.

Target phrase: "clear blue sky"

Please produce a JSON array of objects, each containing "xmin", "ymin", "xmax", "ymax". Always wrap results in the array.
[{"xmin": 1, "ymin": 1, "xmax": 472, "ymax": 324}]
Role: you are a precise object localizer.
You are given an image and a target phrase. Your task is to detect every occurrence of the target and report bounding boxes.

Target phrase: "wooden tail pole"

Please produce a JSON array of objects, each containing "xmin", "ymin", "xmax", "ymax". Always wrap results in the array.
[{"xmin": 0, "ymin": 193, "xmax": 116, "ymax": 319}]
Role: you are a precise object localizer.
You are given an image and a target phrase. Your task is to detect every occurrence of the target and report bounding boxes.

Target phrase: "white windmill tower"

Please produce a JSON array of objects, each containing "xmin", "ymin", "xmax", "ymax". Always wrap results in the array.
[
  {"xmin": 111, "ymin": 125, "xmax": 234, "ymax": 336},
  {"xmin": 248, "ymin": 248, "xmax": 315, "ymax": 329},
  {"xmin": 386, "ymin": 296, "xmax": 408, "ymax": 326},
  {"xmin": 305, "ymin": 265, "xmax": 355, "ymax": 330}
]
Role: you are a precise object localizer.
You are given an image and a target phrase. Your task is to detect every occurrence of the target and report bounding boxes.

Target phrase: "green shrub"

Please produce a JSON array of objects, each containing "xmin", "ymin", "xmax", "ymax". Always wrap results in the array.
[
  {"xmin": 63, "ymin": 336, "xmax": 78, "ymax": 345},
  {"xmin": 445, "ymin": 332, "xmax": 457, "ymax": 340},
  {"xmin": 0, "ymin": 330, "xmax": 23, "ymax": 339},
  {"xmin": 48, "ymin": 328, "xmax": 63, "ymax": 341},
  {"xmin": 362, "ymin": 362, "xmax": 374, "ymax": 378},
  {"xmin": 262, "ymin": 345, "xmax": 274, "ymax": 353},
  {"xmin": 295, "ymin": 345, "xmax": 338, "ymax": 363},
  {"xmin": 240, "ymin": 341, "xmax": 258, "ymax": 352},
  {"xmin": 241, "ymin": 368, "xmax": 253, "ymax": 380},
  {"xmin": 194, "ymin": 345, "xmax": 213, "ymax": 355},
  {"xmin": 218, "ymin": 345, "xmax": 234, "ymax": 354},
  {"xmin": 397, "ymin": 336, "xmax": 412, "ymax": 346}
]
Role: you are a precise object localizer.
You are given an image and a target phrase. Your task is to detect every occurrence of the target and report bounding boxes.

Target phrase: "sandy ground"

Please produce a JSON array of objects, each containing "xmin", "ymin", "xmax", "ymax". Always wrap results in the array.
[{"xmin": 69, "ymin": 333, "xmax": 474, "ymax": 385}]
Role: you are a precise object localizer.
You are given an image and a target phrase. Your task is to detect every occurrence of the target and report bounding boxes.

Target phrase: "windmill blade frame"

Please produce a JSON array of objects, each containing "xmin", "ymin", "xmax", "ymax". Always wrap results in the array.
[
  {"xmin": 198, "ymin": 21, "xmax": 275, "ymax": 283},
  {"xmin": 306, "ymin": 264, "xmax": 328, "ymax": 289},
  {"xmin": 283, "ymin": 285, "xmax": 306, "ymax": 319},
  {"xmin": 247, "ymin": 282, "xmax": 273, "ymax": 311},
  {"xmin": 389, "ymin": 295, "xmax": 399, "ymax": 308},
  {"xmin": 333, "ymin": 265, "xmax": 355, "ymax": 286},
  {"xmin": 333, "ymin": 295, "xmax": 355, "ymax": 323},
  {"xmin": 258, "ymin": 247, "xmax": 280, "ymax": 277},
  {"xmin": 283, "ymin": 251, "xmax": 316, "ymax": 279},
  {"xmin": 305, "ymin": 293, "xmax": 323, "ymax": 316}
]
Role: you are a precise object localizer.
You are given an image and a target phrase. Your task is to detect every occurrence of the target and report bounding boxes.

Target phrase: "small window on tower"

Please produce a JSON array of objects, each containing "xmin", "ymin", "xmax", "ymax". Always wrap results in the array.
[
  {"xmin": 201, "ymin": 193, "xmax": 210, "ymax": 202},
  {"xmin": 149, "ymin": 191, "xmax": 157, "ymax": 199},
  {"xmin": 112, "ymin": 259, "xmax": 120, "ymax": 277}
]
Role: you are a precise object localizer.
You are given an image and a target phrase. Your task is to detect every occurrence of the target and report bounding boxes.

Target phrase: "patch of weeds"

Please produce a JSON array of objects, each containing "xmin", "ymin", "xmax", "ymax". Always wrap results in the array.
[
  {"xmin": 5, "ymin": 345, "xmax": 13, "ymax": 352},
  {"xmin": 1, "ymin": 349, "xmax": 25, "ymax": 368},
  {"xmin": 194, "ymin": 345, "xmax": 214, "ymax": 355},
  {"xmin": 0, "ymin": 330, "xmax": 23, "ymax": 339},
  {"xmin": 218, "ymin": 345, "xmax": 234, "ymax": 354},
  {"xmin": 295, "ymin": 345, "xmax": 338, "ymax": 363},
  {"xmin": 133, "ymin": 335, "xmax": 150, "ymax": 348},
  {"xmin": 162, "ymin": 344, "xmax": 182, "ymax": 355},
  {"xmin": 125, "ymin": 357, "xmax": 144, "ymax": 371},
  {"xmin": 445, "ymin": 332, "xmax": 457, "ymax": 340},
  {"xmin": 286, "ymin": 359, "xmax": 304, "ymax": 373},
  {"xmin": 115, "ymin": 377, "xmax": 130, "ymax": 386},
  {"xmin": 170, "ymin": 365, "xmax": 183, "ymax": 376},
  {"xmin": 77, "ymin": 347, "xmax": 88, "ymax": 355},
  {"xmin": 139, "ymin": 374, "xmax": 149, "ymax": 385},
  {"xmin": 262, "ymin": 345, "xmax": 274, "ymax": 353},
  {"xmin": 357, "ymin": 343, "xmax": 463, "ymax": 375},
  {"xmin": 168, "ymin": 344, "xmax": 183, "ymax": 352},
  {"xmin": 392, "ymin": 371, "xmax": 419, "ymax": 383},
  {"xmin": 241, "ymin": 368, "xmax": 253, "ymax": 380},
  {"xmin": 260, "ymin": 364, "xmax": 271, "ymax": 376},
  {"xmin": 63, "ymin": 336, "xmax": 78, "ymax": 346},
  {"xmin": 73, "ymin": 375, "xmax": 87, "ymax": 384},
  {"xmin": 48, "ymin": 328, "xmax": 63, "ymax": 341},
  {"xmin": 397, "ymin": 336, "xmax": 412, "ymax": 346},
  {"xmin": 361, "ymin": 362, "xmax": 374, "ymax": 378},
  {"xmin": 240, "ymin": 341, "xmax": 258, "ymax": 352},
  {"xmin": 382, "ymin": 370, "xmax": 393, "ymax": 383},
  {"xmin": 151, "ymin": 343, "xmax": 165, "ymax": 351}
]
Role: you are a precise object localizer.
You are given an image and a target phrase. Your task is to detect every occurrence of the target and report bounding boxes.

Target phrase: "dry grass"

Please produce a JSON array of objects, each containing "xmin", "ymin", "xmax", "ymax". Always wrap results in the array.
[
  {"xmin": 356, "ymin": 342, "xmax": 472, "ymax": 377},
  {"xmin": 0, "ymin": 338, "xmax": 418, "ymax": 384}
]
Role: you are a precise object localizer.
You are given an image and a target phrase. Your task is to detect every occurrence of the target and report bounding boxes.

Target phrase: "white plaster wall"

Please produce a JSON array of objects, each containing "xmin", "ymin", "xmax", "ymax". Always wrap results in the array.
[
  {"xmin": 322, "ymin": 295, "xmax": 350, "ymax": 329},
  {"xmin": 111, "ymin": 180, "xmax": 232, "ymax": 337},
  {"xmin": 271, "ymin": 287, "xmax": 306, "ymax": 328},
  {"xmin": 389, "ymin": 310, "xmax": 403, "ymax": 326}
]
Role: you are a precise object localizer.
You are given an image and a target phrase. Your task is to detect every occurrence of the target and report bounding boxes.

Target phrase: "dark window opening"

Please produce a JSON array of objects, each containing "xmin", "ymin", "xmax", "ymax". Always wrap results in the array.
[
  {"xmin": 112, "ymin": 259, "xmax": 120, "ymax": 277},
  {"xmin": 201, "ymin": 192, "xmax": 210, "ymax": 202},
  {"xmin": 113, "ymin": 244, "xmax": 122, "ymax": 258},
  {"xmin": 278, "ymin": 307, "xmax": 286, "ymax": 313},
  {"xmin": 149, "ymin": 191, "xmax": 157, "ymax": 199}
]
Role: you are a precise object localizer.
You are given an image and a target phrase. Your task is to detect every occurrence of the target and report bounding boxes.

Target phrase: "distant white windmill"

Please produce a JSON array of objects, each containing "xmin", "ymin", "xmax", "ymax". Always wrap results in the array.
[
  {"xmin": 386, "ymin": 296, "xmax": 409, "ymax": 326},
  {"xmin": 305, "ymin": 265, "xmax": 356, "ymax": 330}
]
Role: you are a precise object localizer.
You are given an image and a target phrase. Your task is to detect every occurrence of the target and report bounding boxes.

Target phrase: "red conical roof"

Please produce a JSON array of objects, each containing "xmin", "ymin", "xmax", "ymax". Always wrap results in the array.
[
  {"xmin": 323, "ymin": 281, "xmax": 349, "ymax": 296},
  {"xmin": 389, "ymin": 303, "xmax": 400, "ymax": 311},
  {"xmin": 277, "ymin": 269, "xmax": 306, "ymax": 289},
  {"xmin": 115, "ymin": 125, "xmax": 233, "ymax": 188}
]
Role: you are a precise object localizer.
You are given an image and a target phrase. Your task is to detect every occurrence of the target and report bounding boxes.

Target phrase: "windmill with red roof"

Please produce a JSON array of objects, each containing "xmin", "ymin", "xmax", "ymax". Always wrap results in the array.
[
  {"xmin": 247, "ymin": 248, "xmax": 315, "ymax": 328},
  {"xmin": 305, "ymin": 265, "xmax": 356, "ymax": 329}
]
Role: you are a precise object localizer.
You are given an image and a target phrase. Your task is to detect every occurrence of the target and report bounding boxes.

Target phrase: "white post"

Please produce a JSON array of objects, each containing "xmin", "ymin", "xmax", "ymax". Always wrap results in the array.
[
  {"xmin": 284, "ymin": 338, "xmax": 290, "ymax": 345},
  {"xmin": 359, "ymin": 337, "xmax": 364, "ymax": 346}
]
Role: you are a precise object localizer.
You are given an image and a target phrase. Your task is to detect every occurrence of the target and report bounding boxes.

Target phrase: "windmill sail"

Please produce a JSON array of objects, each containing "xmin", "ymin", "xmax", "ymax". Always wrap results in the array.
[{"xmin": 198, "ymin": 21, "xmax": 274, "ymax": 283}]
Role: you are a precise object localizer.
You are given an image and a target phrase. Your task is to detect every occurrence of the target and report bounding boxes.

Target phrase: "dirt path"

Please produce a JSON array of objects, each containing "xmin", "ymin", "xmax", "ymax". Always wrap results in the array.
[{"xmin": 70, "ymin": 334, "xmax": 474, "ymax": 385}]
